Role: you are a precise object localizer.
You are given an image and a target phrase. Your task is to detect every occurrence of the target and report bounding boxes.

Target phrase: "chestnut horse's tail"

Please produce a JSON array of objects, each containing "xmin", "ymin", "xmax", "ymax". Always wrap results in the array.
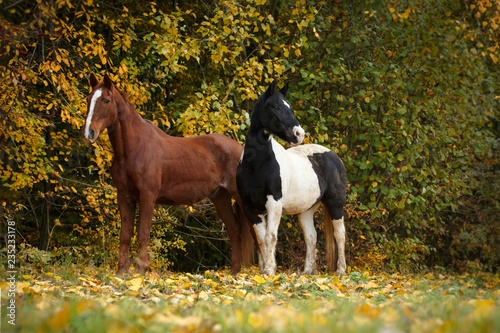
[
  {"xmin": 236, "ymin": 204, "xmax": 256, "ymax": 266},
  {"xmin": 324, "ymin": 208, "xmax": 338, "ymax": 272}
]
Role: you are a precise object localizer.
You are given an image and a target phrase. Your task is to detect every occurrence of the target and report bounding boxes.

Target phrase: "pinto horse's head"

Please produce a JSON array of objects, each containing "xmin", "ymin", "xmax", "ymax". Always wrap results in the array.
[
  {"xmin": 253, "ymin": 81, "xmax": 305, "ymax": 145},
  {"xmin": 81, "ymin": 73, "xmax": 119, "ymax": 143}
]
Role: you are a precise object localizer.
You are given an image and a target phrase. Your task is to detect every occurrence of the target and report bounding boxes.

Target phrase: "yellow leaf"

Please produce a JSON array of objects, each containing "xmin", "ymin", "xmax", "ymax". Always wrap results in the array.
[
  {"xmin": 472, "ymin": 300, "xmax": 495, "ymax": 319},
  {"xmin": 253, "ymin": 275, "xmax": 266, "ymax": 284},
  {"xmin": 76, "ymin": 299, "xmax": 95, "ymax": 314},
  {"xmin": 128, "ymin": 290, "xmax": 141, "ymax": 296},
  {"xmin": 16, "ymin": 282, "xmax": 31, "ymax": 291},
  {"xmin": 355, "ymin": 303, "xmax": 380, "ymax": 319},
  {"xmin": 128, "ymin": 277, "xmax": 143, "ymax": 291},
  {"xmin": 245, "ymin": 292, "xmax": 256, "ymax": 300},
  {"xmin": 490, "ymin": 53, "xmax": 498, "ymax": 63},
  {"xmin": 402, "ymin": 8, "xmax": 411, "ymax": 19},
  {"xmin": 364, "ymin": 280, "xmax": 379, "ymax": 289},
  {"xmin": 198, "ymin": 290, "xmax": 209, "ymax": 301},
  {"xmin": 46, "ymin": 303, "xmax": 70, "ymax": 331}
]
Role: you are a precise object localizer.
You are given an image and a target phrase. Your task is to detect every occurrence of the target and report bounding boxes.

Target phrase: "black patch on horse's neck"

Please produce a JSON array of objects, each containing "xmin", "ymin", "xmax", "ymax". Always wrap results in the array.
[{"xmin": 237, "ymin": 126, "xmax": 283, "ymax": 224}]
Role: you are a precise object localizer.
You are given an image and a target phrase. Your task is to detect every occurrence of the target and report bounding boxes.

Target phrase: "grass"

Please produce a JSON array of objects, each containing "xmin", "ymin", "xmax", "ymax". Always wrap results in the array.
[{"xmin": 1, "ymin": 261, "xmax": 499, "ymax": 332}]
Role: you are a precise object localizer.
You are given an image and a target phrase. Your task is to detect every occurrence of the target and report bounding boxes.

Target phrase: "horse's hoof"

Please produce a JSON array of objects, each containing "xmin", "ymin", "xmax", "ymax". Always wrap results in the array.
[
  {"xmin": 260, "ymin": 269, "xmax": 276, "ymax": 275},
  {"xmin": 134, "ymin": 258, "xmax": 149, "ymax": 274}
]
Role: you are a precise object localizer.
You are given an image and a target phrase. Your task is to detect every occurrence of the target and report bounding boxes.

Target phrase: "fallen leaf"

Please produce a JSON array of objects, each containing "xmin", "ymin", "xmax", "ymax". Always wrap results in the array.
[
  {"xmin": 128, "ymin": 277, "xmax": 143, "ymax": 291},
  {"xmin": 253, "ymin": 275, "xmax": 266, "ymax": 284},
  {"xmin": 46, "ymin": 303, "xmax": 70, "ymax": 331},
  {"xmin": 198, "ymin": 290, "xmax": 209, "ymax": 301}
]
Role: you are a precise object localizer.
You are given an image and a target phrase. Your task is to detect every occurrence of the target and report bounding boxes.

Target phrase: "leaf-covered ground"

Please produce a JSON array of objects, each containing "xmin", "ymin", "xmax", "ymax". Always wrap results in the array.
[{"xmin": 1, "ymin": 266, "xmax": 499, "ymax": 333}]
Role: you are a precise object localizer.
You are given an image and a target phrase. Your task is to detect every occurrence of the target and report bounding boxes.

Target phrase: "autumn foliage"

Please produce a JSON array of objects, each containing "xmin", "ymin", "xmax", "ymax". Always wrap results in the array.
[{"xmin": 0, "ymin": 0, "xmax": 498, "ymax": 273}]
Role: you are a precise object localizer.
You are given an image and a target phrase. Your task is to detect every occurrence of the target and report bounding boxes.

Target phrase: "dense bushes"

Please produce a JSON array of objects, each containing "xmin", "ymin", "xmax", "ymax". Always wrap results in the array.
[{"xmin": 0, "ymin": 0, "xmax": 498, "ymax": 273}]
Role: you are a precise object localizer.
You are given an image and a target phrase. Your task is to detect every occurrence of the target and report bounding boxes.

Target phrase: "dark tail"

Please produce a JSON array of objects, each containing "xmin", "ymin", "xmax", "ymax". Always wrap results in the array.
[{"xmin": 236, "ymin": 203, "xmax": 256, "ymax": 266}]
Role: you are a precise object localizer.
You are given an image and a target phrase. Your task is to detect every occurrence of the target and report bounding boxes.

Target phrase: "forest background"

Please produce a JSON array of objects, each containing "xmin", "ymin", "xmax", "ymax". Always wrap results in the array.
[{"xmin": 0, "ymin": 0, "xmax": 498, "ymax": 274}]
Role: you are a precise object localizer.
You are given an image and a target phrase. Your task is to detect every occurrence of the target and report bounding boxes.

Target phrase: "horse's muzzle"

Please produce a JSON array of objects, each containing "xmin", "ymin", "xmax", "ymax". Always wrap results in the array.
[
  {"xmin": 291, "ymin": 125, "xmax": 305, "ymax": 146},
  {"xmin": 81, "ymin": 126, "xmax": 97, "ymax": 143}
]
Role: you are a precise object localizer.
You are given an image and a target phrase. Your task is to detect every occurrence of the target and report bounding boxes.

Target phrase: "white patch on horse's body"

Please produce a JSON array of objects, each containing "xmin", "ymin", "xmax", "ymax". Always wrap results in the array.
[
  {"xmin": 270, "ymin": 139, "xmax": 324, "ymax": 214},
  {"xmin": 261, "ymin": 141, "xmax": 340, "ymax": 274},
  {"xmin": 84, "ymin": 88, "xmax": 102, "ymax": 140},
  {"xmin": 289, "ymin": 143, "xmax": 331, "ymax": 156}
]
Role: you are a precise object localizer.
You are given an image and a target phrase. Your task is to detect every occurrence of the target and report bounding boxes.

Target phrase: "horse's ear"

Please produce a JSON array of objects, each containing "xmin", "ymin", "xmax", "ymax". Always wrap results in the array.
[
  {"xmin": 280, "ymin": 83, "xmax": 289, "ymax": 97},
  {"xmin": 103, "ymin": 73, "xmax": 113, "ymax": 90},
  {"xmin": 89, "ymin": 74, "xmax": 99, "ymax": 89},
  {"xmin": 264, "ymin": 81, "xmax": 276, "ymax": 99}
]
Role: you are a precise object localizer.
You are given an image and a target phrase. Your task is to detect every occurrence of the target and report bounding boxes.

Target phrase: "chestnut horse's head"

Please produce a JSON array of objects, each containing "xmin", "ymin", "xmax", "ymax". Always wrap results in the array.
[{"xmin": 81, "ymin": 73, "xmax": 119, "ymax": 143}]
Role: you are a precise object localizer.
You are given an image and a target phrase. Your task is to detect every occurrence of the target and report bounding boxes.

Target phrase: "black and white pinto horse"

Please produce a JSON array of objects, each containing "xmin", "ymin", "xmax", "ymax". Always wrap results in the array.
[{"xmin": 236, "ymin": 82, "xmax": 347, "ymax": 275}]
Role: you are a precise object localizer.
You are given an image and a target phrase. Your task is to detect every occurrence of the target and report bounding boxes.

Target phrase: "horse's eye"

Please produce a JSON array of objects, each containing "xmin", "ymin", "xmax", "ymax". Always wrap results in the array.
[{"xmin": 104, "ymin": 99, "xmax": 110, "ymax": 104}]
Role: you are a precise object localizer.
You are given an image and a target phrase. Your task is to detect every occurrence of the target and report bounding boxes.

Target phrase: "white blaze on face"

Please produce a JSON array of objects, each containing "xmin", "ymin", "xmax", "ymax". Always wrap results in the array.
[
  {"xmin": 282, "ymin": 98, "xmax": 291, "ymax": 110},
  {"xmin": 84, "ymin": 88, "xmax": 102, "ymax": 140}
]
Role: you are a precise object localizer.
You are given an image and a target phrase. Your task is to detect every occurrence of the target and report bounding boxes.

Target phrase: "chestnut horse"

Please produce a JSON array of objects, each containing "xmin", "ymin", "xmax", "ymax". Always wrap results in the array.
[{"xmin": 81, "ymin": 73, "xmax": 253, "ymax": 274}]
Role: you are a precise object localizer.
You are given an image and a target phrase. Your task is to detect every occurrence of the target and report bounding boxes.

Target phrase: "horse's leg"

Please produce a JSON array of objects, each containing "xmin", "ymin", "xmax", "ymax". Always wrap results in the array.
[
  {"xmin": 298, "ymin": 207, "xmax": 318, "ymax": 275},
  {"xmin": 136, "ymin": 192, "xmax": 155, "ymax": 274},
  {"xmin": 252, "ymin": 218, "xmax": 267, "ymax": 273},
  {"xmin": 263, "ymin": 196, "xmax": 282, "ymax": 275},
  {"xmin": 210, "ymin": 188, "xmax": 242, "ymax": 274},
  {"xmin": 117, "ymin": 190, "xmax": 136, "ymax": 275},
  {"xmin": 332, "ymin": 215, "xmax": 346, "ymax": 275}
]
